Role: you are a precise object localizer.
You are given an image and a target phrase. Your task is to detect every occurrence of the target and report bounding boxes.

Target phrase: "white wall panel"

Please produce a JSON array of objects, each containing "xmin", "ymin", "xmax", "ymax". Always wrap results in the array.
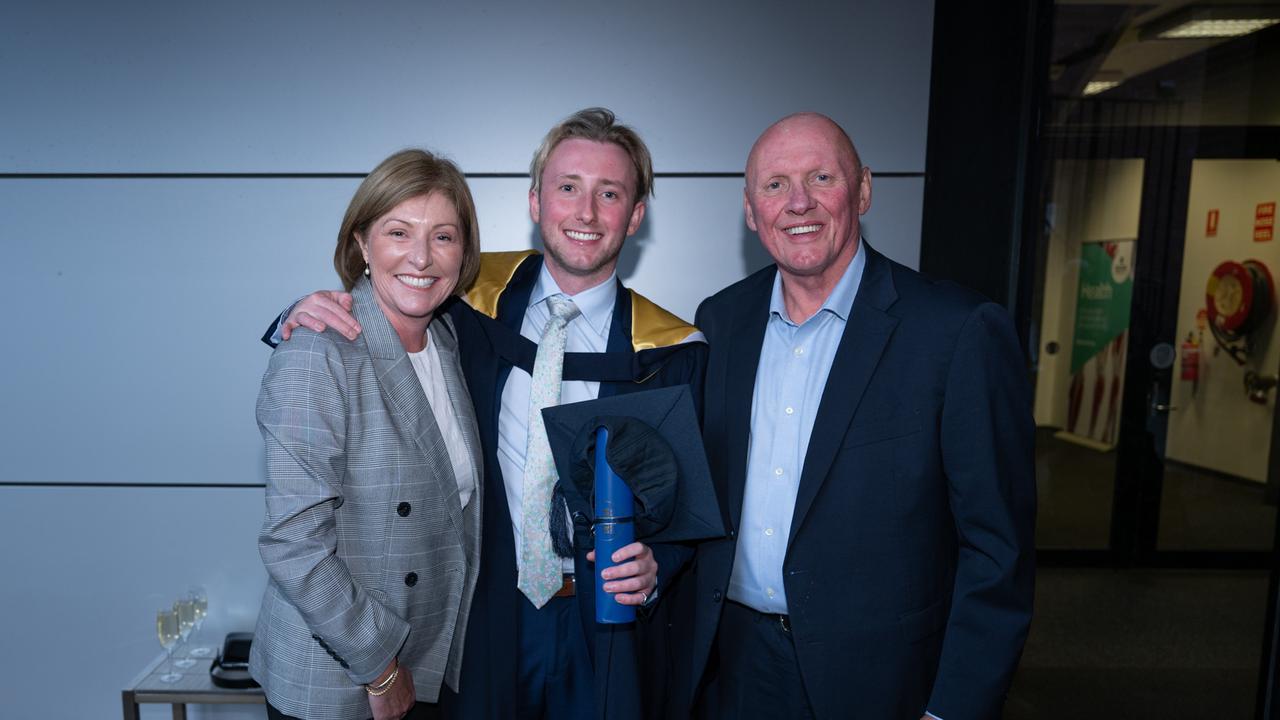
[
  {"xmin": 2, "ymin": 178, "xmax": 353, "ymax": 485},
  {"xmin": 1, "ymin": 0, "xmax": 934, "ymax": 174},
  {"xmin": 0, "ymin": 486, "xmax": 266, "ymax": 719}
]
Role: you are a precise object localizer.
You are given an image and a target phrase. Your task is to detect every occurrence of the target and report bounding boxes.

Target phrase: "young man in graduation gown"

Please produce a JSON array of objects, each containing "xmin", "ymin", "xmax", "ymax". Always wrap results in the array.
[{"xmin": 266, "ymin": 108, "xmax": 707, "ymax": 720}]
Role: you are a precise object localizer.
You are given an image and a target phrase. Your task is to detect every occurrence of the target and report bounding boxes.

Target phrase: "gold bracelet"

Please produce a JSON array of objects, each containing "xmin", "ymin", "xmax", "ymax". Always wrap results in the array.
[
  {"xmin": 365, "ymin": 665, "xmax": 399, "ymax": 696},
  {"xmin": 367, "ymin": 664, "xmax": 398, "ymax": 692},
  {"xmin": 369, "ymin": 664, "xmax": 397, "ymax": 689}
]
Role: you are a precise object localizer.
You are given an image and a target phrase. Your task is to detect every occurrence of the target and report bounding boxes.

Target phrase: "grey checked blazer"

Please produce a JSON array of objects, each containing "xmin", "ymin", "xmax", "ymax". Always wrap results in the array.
[{"xmin": 249, "ymin": 278, "xmax": 482, "ymax": 720}]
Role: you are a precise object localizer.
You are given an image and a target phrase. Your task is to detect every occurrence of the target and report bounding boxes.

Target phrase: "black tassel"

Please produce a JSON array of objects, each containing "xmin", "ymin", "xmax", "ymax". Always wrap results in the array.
[{"xmin": 549, "ymin": 484, "xmax": 574, "ymax": 558}]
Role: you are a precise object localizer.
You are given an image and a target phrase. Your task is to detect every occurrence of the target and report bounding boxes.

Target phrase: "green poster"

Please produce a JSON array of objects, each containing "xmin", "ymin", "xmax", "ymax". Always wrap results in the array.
[{"xmin": 1070, "ymin": 241, "xmax": 1134, "ymax": 374}]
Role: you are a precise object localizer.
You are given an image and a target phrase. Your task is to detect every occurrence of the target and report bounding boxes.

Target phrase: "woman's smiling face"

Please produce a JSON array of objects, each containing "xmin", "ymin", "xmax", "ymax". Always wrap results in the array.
[{"xmin": 358, "ymin": 191, "xmax": 463, "ymax": 350}]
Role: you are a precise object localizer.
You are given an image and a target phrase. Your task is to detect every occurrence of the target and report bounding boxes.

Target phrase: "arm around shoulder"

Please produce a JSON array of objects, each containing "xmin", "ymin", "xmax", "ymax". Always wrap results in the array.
[{"xmin": 261, "ymin": 290, "xmax": 359, "ymax": 347}]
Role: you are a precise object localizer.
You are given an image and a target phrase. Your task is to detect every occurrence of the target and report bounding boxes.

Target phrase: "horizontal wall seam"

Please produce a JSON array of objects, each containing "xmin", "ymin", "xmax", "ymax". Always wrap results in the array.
[{"xmin": 0, "ymin": 171, "xmax": 925, "ymax": 180}]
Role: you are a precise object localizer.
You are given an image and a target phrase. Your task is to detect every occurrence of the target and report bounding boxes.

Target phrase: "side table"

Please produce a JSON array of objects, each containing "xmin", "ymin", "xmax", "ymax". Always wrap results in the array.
[{"xmin": 122, "ymin": 650, "xmax": 263, "ymax": 720}]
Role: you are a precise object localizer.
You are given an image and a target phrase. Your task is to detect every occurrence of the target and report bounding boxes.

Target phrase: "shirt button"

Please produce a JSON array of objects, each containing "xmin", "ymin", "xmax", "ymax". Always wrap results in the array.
[
  {"xmin": 785, "ymin": 407, "xmax": 794, "ymax": 415},
  {"xmin": 766, "ymin": 588, "xmax": 776, "ymax": 598},
  {"xmin": 764, "ymin": 528, "xmax": 774, "ymax": 536},
  {"xmin": 775, "ymin": 467, "xmax": 784, "ymax": 477},
  {"xmin": 794, "ymin": 347, "xmax": 804, "ymax": 357}
]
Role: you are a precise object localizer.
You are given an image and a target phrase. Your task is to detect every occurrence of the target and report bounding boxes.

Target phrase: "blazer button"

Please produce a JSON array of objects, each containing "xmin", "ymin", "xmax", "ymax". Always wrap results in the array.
[
  {"xmin": 405, "ymin": 572, "xmax": 418, "ymax": 587},
  {"xmin": 397, "ymin": 502, "xmax": 411, "ymax": 517},
  {"xmin": 712, "ymin": 589, "xmax": 722, "ymax": 603},
  {"xmin": 571, "ymin": 511, "xmax": 588, "ymax": 525}
]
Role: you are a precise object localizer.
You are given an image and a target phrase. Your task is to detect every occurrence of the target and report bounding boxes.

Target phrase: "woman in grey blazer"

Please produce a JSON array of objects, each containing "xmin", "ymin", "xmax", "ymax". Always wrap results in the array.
[{"xmin": 251, "ymin": 150, "xmax": 483, "ymax": 720}]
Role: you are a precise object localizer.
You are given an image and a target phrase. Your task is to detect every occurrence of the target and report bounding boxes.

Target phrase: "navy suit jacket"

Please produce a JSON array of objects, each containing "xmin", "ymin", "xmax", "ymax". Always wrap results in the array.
[
  {"xmin": 687, "ymin": 245, "xmax": 1035, "ymax": 720},
  {"xmin": 441, "ymin": 251, "xmax": 708, "ymax": 720}
]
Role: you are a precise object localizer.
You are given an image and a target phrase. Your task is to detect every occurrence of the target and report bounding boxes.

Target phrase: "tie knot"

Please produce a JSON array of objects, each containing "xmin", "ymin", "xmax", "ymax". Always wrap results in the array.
[{"xmin": 545, "ymin": 295, "xmax": 581, "ymax": 324}]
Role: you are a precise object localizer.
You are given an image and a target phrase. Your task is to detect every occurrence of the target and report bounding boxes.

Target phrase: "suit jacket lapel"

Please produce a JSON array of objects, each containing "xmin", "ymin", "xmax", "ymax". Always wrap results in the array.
[
  {"xmin": 725, "ymin": 270, "xmax": 774, "ymax": 532},
  {"xmin": 352, "ymin": 279, "xmax": 467, "ymax": 548},
  {"xmin": 787, "ymin": 247, "xmax": 899, "ymax": 552}
]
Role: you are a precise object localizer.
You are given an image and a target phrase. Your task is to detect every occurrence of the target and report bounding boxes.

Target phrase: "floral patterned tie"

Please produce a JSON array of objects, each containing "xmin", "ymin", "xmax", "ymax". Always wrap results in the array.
[{"xmin": 518, "ymin": 295, "xmax": 581, "ymax": 607}]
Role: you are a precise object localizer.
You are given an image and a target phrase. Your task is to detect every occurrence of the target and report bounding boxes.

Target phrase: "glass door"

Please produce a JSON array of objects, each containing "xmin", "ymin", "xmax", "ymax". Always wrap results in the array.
[
  {"xmin": 1032, "ymin": 156, "xmax": 1144, "ymax": 551},
  {"xmin": 1015, "ymin": 4, "xmax": 1280, "ymax": 715}
]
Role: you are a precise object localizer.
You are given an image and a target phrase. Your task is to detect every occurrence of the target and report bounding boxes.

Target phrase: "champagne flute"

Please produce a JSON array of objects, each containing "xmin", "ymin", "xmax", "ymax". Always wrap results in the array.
[
  {"xmin": 173, "ymin": 599, "xmax": 197, "ymax": 669},
  {"xmin": 187, "ymin": 585, "xmax": 213, "ymax": 658},
  {"xmin": 156, "ymin": 609, "xmax": 182, "ymax": 683}
]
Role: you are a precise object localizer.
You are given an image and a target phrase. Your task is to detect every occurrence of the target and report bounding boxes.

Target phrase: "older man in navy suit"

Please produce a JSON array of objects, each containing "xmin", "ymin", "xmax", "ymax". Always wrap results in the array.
[{"xmin": 686, "ymin": 113, "xmax": 1035, "ymax": 720}]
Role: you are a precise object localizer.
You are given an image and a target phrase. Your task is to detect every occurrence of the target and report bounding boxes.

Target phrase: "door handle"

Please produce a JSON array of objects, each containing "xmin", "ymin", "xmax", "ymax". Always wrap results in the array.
[{"xmin": 1149, "ymin": 376, "xmax": 1176, "ymax": 413}]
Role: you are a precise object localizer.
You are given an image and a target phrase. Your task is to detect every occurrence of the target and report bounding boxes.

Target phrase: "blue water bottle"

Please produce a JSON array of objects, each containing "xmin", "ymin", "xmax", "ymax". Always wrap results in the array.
[{"xmin": 593, "ymin": 426, "xmax": 636, "ymax": 624}]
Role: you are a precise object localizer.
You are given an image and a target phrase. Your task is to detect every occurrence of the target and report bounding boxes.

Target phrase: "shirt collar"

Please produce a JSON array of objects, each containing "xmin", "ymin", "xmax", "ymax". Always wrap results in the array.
[
  {"xmin": 530, "ymin": 262, "xmax": 618, "ymax": 338},
  {"xmin": 768, "ymin": 238, "xmax": 866, "ymax": 326}
]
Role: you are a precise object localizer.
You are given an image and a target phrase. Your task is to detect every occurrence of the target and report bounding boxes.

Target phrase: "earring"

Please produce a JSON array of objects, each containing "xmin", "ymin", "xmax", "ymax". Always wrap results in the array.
[{"xmin": 364, "ymin": 265, "xmax": 370, "ymax": 277}]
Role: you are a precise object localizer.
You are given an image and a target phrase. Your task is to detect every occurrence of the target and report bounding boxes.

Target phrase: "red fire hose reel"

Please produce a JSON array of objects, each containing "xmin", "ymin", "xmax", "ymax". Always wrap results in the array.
[{"xmin": 1205, "ymin": 259, "xmax": 1274, "ymax": 365}]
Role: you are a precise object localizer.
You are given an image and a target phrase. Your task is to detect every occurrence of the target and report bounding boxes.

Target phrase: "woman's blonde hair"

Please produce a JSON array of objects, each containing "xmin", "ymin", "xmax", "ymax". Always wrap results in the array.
[{"xmin": 334, "ymin": 149, "xmax": 480, "ymax": 292}]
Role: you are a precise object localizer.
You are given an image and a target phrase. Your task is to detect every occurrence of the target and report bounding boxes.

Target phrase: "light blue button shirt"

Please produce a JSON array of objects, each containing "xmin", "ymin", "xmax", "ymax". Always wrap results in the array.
[
  {"xmin": 727, "ymin": 242, "xmax": 866, "ymax": 614},
  {"xmin": 496, "ymin": 265, "xmax": 617, "ymax": 572}
]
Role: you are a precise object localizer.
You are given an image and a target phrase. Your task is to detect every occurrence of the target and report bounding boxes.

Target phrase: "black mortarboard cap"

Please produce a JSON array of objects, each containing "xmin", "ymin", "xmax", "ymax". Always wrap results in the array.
[{"xmin": 542, "ymin": 385, "xmax": 724, "ymax": 543}]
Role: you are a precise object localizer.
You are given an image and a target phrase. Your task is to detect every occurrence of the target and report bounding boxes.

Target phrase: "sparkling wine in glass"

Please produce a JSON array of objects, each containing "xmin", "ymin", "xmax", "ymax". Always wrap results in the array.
[
  {"xmin": 187, "ymin": 585, "xmax": 213, "ymax": 658},
  {"xmin": 156, "ymin": 609, "xmax": 182, "ymax": 683},
  {"xmin": 173, "ymin": 599, "xmax": 197, "ymax": 669}
]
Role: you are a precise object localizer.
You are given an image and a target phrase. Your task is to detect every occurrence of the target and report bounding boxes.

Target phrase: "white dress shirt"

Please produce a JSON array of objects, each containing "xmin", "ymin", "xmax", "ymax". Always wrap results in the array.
[
  {"xmin": 728, "ymin": 242, "xmax": 866, "ymax": 614},
  {"xmin": 407, "ymin": 331, "xmax": 476, "ymax": 509},
  {"xmin": 496, "ymin": 265, "xmax": 617, "ymax": 573}
]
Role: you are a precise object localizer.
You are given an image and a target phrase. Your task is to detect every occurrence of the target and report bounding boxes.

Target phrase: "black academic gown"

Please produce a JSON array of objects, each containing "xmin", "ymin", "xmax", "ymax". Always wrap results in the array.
[{"xmin": 440, "ymin": 251, "xmax": 708, "ymax": 720}]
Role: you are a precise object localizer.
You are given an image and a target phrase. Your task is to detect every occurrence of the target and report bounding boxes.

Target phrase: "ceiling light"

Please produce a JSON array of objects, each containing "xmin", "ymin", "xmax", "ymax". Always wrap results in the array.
[
  {"xmin": 1141, "ymin": 5, "xmax": 1280, "ymax": 40},
  {"xmin": 1084, "ymin": 80, "xmax": 1121, "ymax": 96},
  {"xmin": 1161, "ymin": 18, "xmax": 1279, "ymax": 37}
]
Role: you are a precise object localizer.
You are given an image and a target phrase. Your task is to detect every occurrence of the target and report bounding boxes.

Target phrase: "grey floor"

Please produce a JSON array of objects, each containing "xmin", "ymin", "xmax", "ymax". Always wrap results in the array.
[
  {"xmin": 1034, "ymin": 428, "xmax": 1276, "ymax": 550},
  {"xmin": 1007, "ymin": 568, "xmax": 1269, "ymax": 719},
  {"xmin": 1014, "ymin": 429, "xmax": 1275, "ymax": 719}
]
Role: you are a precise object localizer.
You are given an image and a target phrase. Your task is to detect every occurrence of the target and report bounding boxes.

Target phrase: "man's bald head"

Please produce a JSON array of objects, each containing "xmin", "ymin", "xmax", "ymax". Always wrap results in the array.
[{"xmin": 746, "ymin": 112, "xmax": 862, "ymax": 181}]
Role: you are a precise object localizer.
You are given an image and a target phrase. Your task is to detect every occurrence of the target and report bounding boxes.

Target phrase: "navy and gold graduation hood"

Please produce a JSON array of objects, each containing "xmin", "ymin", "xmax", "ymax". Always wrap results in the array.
[{"xmin": 459, "ymin": 250, "xmax": 705, "ymax": 384}]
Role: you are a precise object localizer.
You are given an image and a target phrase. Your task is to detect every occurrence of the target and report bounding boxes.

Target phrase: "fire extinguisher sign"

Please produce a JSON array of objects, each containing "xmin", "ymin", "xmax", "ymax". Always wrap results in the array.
[
  {"xmin": 1257, "ymin": 202, "xmax": 1276, "ymax": 242},
  {"xmin": 1181, "ymin": 339, "xmax": 1199, "ymax": 381}
]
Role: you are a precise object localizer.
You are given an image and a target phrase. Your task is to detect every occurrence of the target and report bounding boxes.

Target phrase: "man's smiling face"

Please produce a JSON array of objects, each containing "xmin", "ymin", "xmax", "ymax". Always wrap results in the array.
[
  {"xmin": 530, "ymin": 138, "xmax": 645, "ymax": 293},
  {"xmin": 744, "ymin": 114, "xmax": 871, "ymax": 282}
]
